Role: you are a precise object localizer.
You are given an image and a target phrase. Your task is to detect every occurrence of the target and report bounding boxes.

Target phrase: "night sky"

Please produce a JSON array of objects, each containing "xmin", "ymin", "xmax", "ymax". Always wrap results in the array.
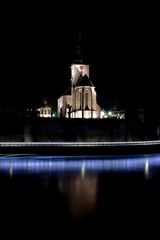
[{"xmin": 1, "ymin": 3, "xmax": 159, "ymax": 114}]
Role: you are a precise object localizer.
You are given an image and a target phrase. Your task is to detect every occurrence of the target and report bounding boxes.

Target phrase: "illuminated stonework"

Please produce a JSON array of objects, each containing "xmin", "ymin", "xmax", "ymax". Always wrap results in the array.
[
  {"xmin": 57, "ymin": 63, "xmax": 101, "ymax": 118},
  {"xmin": 37, "ymin": 100, "xmax": 51, "ymax": 118},
  {"xmin": 37, "ymin": 106, "xmax": 51, "ymax": 118},
  {"xmin": 71, "ymin": 64, "xmax": 89, "ymax": 86}
]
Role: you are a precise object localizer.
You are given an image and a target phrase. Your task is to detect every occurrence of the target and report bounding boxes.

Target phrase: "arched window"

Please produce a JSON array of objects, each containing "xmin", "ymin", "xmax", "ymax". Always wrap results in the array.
[
  {"xmin": 85, "ymin": 90, "xmax": 89, "ymax": 109},
  {"xmin": 79, "ymin": 89, "xmax": 82, "ymax": 109}
]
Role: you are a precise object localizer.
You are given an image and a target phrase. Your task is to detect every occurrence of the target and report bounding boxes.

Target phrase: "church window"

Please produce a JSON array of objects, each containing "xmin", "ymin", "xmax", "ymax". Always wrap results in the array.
[
  {"xmin": 79, "ymin": 89, "xmax": 82, "ymax": 109},
  {"xmin": 85, "ymin": 90, "xmax": 89, "ymax": 109}
]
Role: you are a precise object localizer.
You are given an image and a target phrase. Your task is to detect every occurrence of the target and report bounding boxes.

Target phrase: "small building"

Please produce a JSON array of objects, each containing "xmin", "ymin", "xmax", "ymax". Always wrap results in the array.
[{"xmin": 36, "ymin": 100, "xmax": 51, "ymax": 118}]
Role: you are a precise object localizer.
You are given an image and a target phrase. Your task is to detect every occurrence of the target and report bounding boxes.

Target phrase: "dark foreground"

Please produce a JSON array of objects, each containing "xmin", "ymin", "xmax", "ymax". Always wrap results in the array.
[{"xmin": 0, "ymin": 153, "xmax": 160, "ymax": 238}]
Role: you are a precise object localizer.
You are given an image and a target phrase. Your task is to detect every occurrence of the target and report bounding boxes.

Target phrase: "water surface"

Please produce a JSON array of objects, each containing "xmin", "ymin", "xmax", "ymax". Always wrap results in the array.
[{"xmin": 0, "ymin": 153, "xmax": 160, "ymax": 236}]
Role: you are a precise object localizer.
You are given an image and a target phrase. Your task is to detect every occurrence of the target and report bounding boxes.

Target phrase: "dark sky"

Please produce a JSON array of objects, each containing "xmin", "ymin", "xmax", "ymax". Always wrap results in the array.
[{"xmin": 1, "ymin": 3, "xmax": 159, "ymax": 112}]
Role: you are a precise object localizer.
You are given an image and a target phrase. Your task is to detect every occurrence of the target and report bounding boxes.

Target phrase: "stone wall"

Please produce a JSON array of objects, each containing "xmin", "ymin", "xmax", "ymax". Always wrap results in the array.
[
  {"xmin": 24, "ymin": 118, "xmax": 132, "ymax": 142},
  {"xmin": 0, "ymin": 115, "xmax": 146, "ymax": 142}
]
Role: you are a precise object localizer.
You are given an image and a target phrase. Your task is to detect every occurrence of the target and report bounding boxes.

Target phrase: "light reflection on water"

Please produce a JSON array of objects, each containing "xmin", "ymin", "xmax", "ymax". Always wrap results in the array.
[
  {"xmin": 0, "ymin": 153, "xmax": 160, "ymax": 229},
  {"xmin": 58, "ymin": 174, "xmax": 98, "ymax": 220},
  {"xmin": 0, "ymin": 153, "xmax": 160, "ymax": 175}
]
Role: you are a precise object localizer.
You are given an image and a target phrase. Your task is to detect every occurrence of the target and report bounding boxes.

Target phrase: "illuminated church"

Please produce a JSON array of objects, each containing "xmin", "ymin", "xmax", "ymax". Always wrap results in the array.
[{"xmin": 57, "ymin": 35, "xmax": 101, "ymax": 118}]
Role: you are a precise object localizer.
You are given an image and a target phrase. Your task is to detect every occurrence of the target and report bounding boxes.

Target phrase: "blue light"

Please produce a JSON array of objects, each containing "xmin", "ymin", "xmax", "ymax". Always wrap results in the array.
[{"xmin": 0, "ymin": 153, "xmax": 160, "ymax": 175}]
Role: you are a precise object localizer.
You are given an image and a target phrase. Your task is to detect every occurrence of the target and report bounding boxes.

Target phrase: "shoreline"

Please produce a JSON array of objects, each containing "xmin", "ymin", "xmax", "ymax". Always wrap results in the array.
[{"xmin": 0, "ymin": 141, "xmax": 160, "ymax": 155}]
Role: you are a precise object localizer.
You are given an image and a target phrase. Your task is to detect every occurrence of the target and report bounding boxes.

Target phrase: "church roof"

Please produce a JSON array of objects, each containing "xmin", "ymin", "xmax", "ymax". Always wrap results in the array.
[{"xmin": 76, "ymin": 74, "xmax": 94, "ymax": 87}]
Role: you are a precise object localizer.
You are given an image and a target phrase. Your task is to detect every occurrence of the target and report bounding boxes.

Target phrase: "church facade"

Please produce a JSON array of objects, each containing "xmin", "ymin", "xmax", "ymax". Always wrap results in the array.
[{"xmin": 57, "ymin": 51, "xmax": 101, "ymax": 118}]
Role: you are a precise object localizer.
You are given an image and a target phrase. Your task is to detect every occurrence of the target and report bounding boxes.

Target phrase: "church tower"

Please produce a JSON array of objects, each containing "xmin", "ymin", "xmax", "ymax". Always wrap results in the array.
[{"xmin": 57, "ymin": 33, "xmax": 101, "ymax": 118}]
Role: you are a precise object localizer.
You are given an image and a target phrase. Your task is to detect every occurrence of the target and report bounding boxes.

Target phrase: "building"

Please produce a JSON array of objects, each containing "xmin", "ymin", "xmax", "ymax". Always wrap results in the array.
[
  {"xmin": 101, "ymin": 109, "xmax": 125, "ymax": 119},
  {"xmin": 57, "ymin": 34, "xmax": 101, "ymax": 118},
  {"xmin": 36, "ymin": 99, "xmax": 51, "ymax": 118}
]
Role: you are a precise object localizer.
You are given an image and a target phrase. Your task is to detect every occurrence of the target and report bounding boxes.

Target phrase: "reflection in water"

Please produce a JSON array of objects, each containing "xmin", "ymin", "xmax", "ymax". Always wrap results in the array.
[
  {"xmin": 81, "ymin": 162, "xmax": 86, "ymax": 178},
  {"xmin": 0, "ymin": 153, "xmax": 160, "ymax": 178},
  {"xmin": 9, "ymin": 164, "xmax": 13, "ymax": 177},
  {"xmin": 58, "ymin": 174, "xmax": 98, "ymax": 220},
  {"xmin": 144, "ymin": 159, "xmax": 150, "ymax": 179},
  {"xmin": 0, "ymin": 153, "xmax": 160, "ymax": 232}
]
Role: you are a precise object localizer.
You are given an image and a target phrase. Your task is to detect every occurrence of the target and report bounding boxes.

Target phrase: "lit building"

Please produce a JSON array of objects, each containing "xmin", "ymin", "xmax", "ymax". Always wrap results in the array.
[
  {"xmin": 36, "ymin": 99, "xmax": 51, "ymax": 118},
  {"xmin": 101, "ymin": 109, "xmax": 125, "ymax": 119},
  {"xmin": 57, "ymin": 34, "xmax": 101, "ymax": 118}
]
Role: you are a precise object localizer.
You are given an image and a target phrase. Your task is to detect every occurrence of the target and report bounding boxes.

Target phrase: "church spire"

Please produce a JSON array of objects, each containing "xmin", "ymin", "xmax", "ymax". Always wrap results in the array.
[
  {"xmin": 72, "ymin": 32, "xmax": 87, "ymax": 64},
  {"xmin": 76, "ymin": 32, "xmax": 83, "ymax": 62}
]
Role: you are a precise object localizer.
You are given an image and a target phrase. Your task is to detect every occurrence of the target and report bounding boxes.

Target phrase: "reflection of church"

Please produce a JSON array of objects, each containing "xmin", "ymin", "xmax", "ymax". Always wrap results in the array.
[
  {"xmin": 57, "ymin": 35, "xmax": 101, "ymax": 118},
  {"xmin": 58, "ymin": 174, "xmax": 97, "ymax": 219}
]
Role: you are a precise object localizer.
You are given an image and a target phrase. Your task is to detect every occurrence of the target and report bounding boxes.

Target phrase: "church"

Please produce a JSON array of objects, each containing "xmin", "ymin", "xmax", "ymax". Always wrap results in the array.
[{"xmin": 57, "ymin": 35, "xmax": 101, "ymax": 119}]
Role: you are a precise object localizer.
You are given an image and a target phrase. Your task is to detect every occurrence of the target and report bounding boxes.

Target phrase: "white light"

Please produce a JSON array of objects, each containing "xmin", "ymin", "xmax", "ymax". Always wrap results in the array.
[
  {"xmin": 101, "ymin": 110, "xmax": 105, "ymax": 118},
  {"xmin": 9, "ymin": 165, "xmax": 13, "ymax": 177},
  {"xmin": 81, "ymin": 163, "xmax": 86, "ymax": 178},
  {"xmin": 52, "ymin": 112, "xmax": 56, "ymax": 118},
  {"xmin": 145, "ymin": 159, "xmax": 149, "ymax": 179}
]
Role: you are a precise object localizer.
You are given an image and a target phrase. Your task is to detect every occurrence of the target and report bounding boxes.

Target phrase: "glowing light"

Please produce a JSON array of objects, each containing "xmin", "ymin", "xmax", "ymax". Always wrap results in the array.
[
  {"xmin": 100, "ymin": 110, "xmax": 105, "ymax": 118},
  {"xmin": 144, "ymin": 159, "xmax": 150, "ymax": 179},
  {"xmin": 9, "ymin": 164, "xmax": 13, "ymax": 177},
  {"xmin": 52, "ymin": 112, "xmax": 56, "ymax": 118},
  {"xmin": 0, "ymin": 153, "xmax": 160, "ymax": 174},
  {"xmin": 81, "ymin": 162, "xmax": 86, "ymax": 178},
  {"xmin": 0, "ymin": 140, "xmax": 160, "ymax": 147}
]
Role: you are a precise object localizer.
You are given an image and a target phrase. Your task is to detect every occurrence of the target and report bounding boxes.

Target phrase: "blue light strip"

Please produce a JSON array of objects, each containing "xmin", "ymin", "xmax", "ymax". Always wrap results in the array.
[{"xmin": 0, "ymin": 154, "xmax": 160, "ymax": 174}]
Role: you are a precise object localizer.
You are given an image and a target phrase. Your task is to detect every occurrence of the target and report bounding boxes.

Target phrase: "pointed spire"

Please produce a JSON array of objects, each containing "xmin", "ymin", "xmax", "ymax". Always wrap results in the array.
[
  {"xmin": 72, "ymin": 32, "xmax": 88, "ymax": 64},
  {"xmin": 76, "ymin": 32, "xmax": 83, "ymax": 61},
  {"xmin": 42, "ymin": 98, "xmax": 47, "ymax": 106}
]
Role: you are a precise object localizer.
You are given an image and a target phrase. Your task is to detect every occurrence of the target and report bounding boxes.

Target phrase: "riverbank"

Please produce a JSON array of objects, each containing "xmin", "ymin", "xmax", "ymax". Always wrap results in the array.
[{"xmin": 0, "ymin": 141, "xmax": 160, "ymax": 155}]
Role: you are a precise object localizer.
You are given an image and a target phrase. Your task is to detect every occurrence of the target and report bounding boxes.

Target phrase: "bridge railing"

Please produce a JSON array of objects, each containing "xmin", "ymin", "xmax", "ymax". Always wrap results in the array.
[{"xmin": 0, "ymin": 140, "xmax": 160, "ymax": 147}]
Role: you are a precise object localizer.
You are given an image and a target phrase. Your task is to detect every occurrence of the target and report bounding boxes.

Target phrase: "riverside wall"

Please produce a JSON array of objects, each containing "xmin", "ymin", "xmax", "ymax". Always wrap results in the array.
[{"xmin": 0, "ymin": 116, "xmax": 146, "ymax": 142}]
